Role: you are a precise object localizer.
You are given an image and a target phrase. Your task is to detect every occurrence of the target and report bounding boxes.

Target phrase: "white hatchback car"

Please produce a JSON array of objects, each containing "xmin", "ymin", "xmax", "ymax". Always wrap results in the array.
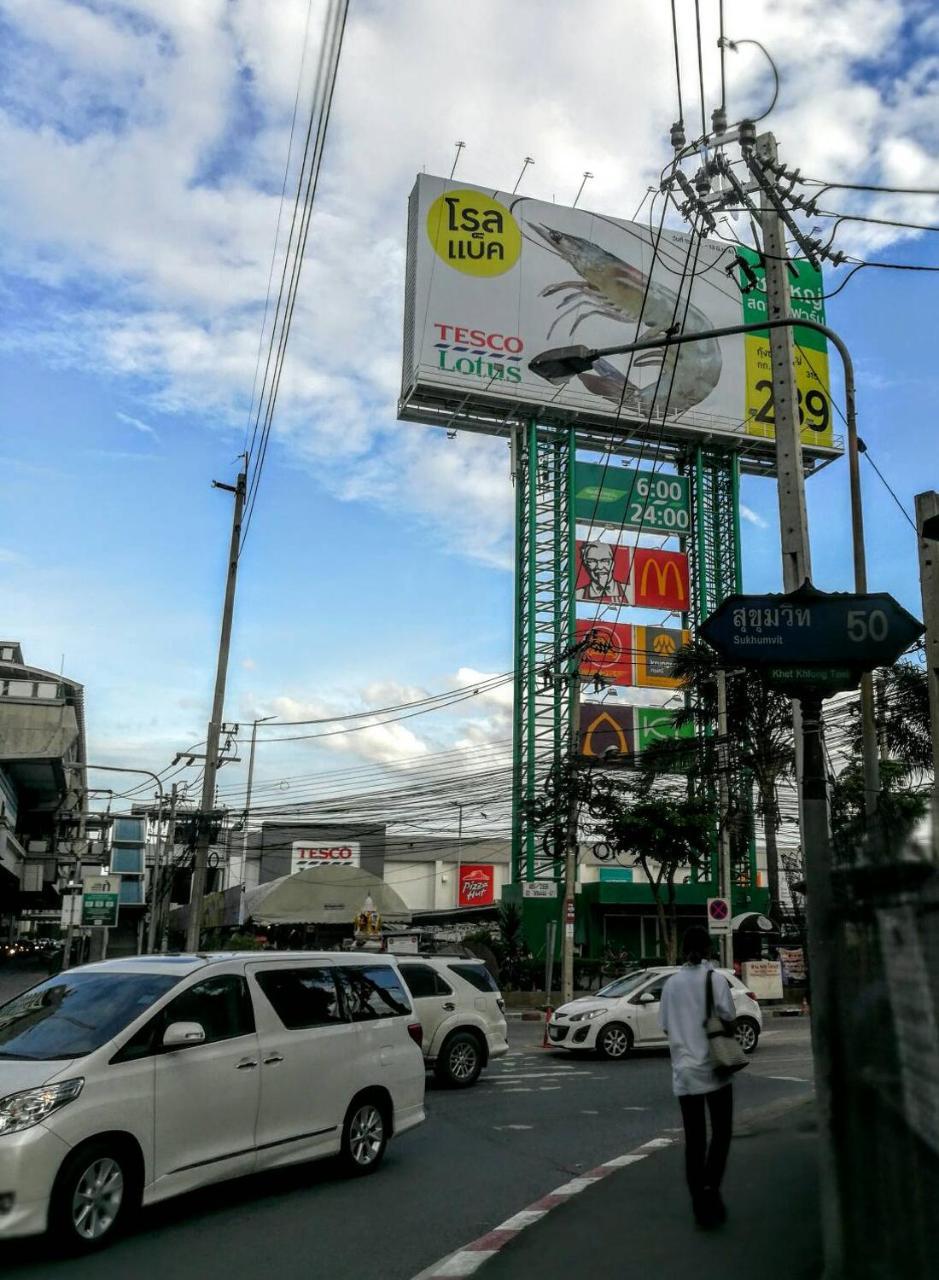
[
  {"xmin": 548, "ymin": 966, "xmax": 762, "ymax": 1060},
  {"xmin": 0, "ymin": 952, "xmax": 425, "ymax": 1250},
  {"xmin": 396, "ymin": 956, "xmax": 509, "ymax": 1088}
]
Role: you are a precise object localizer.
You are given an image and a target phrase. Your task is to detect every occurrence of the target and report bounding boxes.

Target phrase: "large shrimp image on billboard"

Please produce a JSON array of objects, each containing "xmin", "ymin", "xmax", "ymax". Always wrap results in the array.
[{"xmin": 399, "ymin": 175, "xmax": 839, "ymax": 464}]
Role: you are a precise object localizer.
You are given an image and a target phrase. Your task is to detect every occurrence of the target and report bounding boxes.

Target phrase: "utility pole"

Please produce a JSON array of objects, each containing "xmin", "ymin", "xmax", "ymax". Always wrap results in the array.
[
  {"xmin": 187, "ymin": 471, "xmax": 246, "ymax": 952},
  {"xmin": 561, "ymin": 672, "xmax": 581, "ymax": 1006},
  {"xmin": 148, "ymin": 783, "xmax": 178, "ymax": 954},
  {"xmin": 238, "ymin": 715, "xmax": 274, "ymax": 920},
  {"xmin": 799, "ymin": 695, "xmax": 844, "ymax": 1272},
  {"xmin": 716, "ymin": 669, "xmax": 734, "ymax": 969},
  {"xmin": 915, "ymin": 491, "xmax": 939, "ymax": 863}
]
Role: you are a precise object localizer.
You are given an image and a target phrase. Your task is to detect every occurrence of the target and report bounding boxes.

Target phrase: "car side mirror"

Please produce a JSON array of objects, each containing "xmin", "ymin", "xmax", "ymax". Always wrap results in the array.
[
  {"xmin": 163, "ymin": 1021, "xmax": 206, "ymax": 1049},
  {"xmin": 638, "ymin": 991, "xmax": 658, "ymax": 1004}
]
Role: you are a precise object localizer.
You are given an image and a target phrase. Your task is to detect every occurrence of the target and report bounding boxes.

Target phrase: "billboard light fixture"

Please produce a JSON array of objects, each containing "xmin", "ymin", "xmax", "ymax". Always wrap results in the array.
[{"xmin": 528, "ymin": 345, "xmax": 599, "ymax": 383}]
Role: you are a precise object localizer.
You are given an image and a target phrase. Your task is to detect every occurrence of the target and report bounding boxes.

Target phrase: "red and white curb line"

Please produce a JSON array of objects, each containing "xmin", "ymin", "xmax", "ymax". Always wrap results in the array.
[{"xmin": 411, "ymin": 1134, "xmax": 677, "ymax": 1279}]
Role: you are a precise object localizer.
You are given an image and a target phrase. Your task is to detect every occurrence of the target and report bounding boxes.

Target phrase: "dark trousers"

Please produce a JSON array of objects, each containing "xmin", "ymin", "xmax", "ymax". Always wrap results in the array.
[{"xmin": 678, "ymin": 1084, "xmax": 733, "ymax": 1197}]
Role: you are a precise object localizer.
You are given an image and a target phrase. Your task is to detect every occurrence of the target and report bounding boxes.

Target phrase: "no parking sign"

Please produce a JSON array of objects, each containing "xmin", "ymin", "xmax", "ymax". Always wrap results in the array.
[{"xmin": 707, "ymin": 897, "xmax": 731, "ymax": 937}]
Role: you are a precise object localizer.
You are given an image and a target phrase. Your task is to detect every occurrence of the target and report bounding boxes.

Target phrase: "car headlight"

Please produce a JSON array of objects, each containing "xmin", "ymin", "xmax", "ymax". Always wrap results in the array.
[
  {"xmin": 0, "ymin": 1079, "xmax": 84, "ymax": 1136},
  {"xmin": 568, "ymin": 1009, "xmax": 605, "ymax": 1023}
]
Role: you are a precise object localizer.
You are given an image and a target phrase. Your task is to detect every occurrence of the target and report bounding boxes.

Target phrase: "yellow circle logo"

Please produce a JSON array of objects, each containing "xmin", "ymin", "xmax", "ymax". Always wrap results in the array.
[{"xmin": 426, "ymin": 189, "xmax": 521, "ymax": 277}]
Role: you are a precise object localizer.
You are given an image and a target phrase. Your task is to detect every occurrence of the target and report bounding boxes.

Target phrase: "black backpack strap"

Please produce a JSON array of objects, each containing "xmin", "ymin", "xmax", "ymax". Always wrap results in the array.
[{"xmin": 704, "ymin": 966, "xmax": 714, "ymax": 1025}]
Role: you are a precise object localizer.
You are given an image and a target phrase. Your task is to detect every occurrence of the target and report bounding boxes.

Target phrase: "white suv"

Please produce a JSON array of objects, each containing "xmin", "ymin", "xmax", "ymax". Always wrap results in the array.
[
  {"xmin": 396, "ymin": 956, "xmax": 509, "ymax": 1088},
  {"xmin": 0, "ymin": 952, "xmax": 425, "ymax": 1249},
  {"xmin": 548, "ymin": 966, "xmax": 762, "ymax": 1059}
]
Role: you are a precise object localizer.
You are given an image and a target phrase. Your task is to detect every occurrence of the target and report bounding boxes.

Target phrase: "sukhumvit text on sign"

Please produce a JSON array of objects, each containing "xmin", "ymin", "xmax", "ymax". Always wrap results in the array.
[
  {"xmin": 399, "ymin": 175, "xmax": 840, "ymax": 461},
  {"xmin": 574, "ymin": 462, "xmax": 690, "ymax": 535},
  {"xmin": 292, "ymin": 842, "xmax": 361, "ymax": 873}
]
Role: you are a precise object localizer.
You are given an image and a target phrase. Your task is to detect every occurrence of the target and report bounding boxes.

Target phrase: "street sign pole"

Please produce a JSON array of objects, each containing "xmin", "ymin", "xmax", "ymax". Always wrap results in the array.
[
  {"xmin": 915, "ymin": 492, "xmax": 939, "ymax": 863},
  {"xmin": 799, "ymin": 694, "xmax": 844, "ymax": 1273},
  {"xmin": 716, "ymin": 670, "xmax": 734, "ymax": 969}
]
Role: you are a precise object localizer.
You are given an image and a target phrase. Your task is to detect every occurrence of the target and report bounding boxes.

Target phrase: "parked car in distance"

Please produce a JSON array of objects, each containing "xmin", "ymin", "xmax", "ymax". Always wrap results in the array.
[
  {"xmin": 548, "ymin": 966, "xmax": 762, "ymax": 1060},
  {"xmin": 395, "ymin": 955, "xmax": 509, "ymax": 1087},
  {"xmin": 0, "ymin": 952, "xmax": 425, "ymax": 1250}
]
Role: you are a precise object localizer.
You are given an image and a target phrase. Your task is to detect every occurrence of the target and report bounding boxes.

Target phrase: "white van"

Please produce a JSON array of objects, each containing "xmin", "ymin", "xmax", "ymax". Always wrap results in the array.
[{"xmin": 0, "ymin": 952, "xmax": 425, "ymax": 1250}]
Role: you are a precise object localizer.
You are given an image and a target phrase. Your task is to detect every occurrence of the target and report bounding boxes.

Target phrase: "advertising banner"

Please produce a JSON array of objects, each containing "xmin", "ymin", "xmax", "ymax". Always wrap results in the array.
[
  {"xmin": 634, "ymin": 707, "xmax": 695, "ymax": 753},
  {"xmin": 632, "ymin": 548, "xmax": 689, "ymax": 611},
  {"xmin": 575, "ymin": 542, "xmax": 688, "ymax": 612},
  {"xmin": 400, "ymin": 175, "xmax": 839, "ymax": 461},
  {"xmin": 737, "ymin": 247, "xmax": 833, "ymax": 449},
  {"xmin": 292, "ymin": 842, "xmax": 361, "ymax": 873},
  {"xmin": 458, "ymin": 864, "xmax": 495, "ymax": 907},
  {"xmin": 578, "ymin": 703, "xmax": 635, "ymax": 760},
  {"xmin": 574, "ymin": 462, "xmax": 690, "ymax": 534},
  {"xmin": 576, "ymin": 619, "xmax": 632, "ymax": 687},
  {"xmin": 575, "ymin": 542, "xmax": 632, "ymax": 605},
  {"xmin": 634, "ymin": 625, "xmax": 690, "ymax": 689}
]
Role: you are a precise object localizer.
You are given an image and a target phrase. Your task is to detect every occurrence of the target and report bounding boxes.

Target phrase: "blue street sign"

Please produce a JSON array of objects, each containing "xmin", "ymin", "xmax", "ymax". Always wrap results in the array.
[{"xmin": 701, "ymin": 581, "xmax": 923, "ymax": 687}]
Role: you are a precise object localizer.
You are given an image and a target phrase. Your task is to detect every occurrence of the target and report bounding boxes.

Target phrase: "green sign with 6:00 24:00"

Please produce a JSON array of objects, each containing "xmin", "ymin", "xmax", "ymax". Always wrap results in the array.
[{"xmin": 574, "ymin": 462, "xmax": 689, "ymax": 535}]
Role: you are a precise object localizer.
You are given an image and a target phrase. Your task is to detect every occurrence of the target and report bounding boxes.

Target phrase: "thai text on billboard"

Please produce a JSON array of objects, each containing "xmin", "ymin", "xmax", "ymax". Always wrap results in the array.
[{"xmin": 400, "ymin": 175, "xmax": 837, "ymax": 457}]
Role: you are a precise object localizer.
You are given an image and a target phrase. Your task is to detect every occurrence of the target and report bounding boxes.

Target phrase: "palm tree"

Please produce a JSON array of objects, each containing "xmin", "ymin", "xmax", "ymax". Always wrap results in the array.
[{"xmin": 644, "ymin": 641, "xmax": 795, "ymax": 922}]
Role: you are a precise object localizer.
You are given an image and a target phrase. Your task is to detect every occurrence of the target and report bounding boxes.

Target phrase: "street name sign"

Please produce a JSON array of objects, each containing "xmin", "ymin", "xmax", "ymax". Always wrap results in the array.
[
  {"xmin": 700, "ymin": 581, "xmax": 923, "ymax": 694},
  {"xmin": 81, "ymin": 874, "xmax": 121, "ymax": 928}
]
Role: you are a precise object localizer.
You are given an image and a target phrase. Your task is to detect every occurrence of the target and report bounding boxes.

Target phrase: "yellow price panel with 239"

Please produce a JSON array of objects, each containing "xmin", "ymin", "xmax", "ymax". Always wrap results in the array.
[{"xmin": 743, "ymin": 335, "xmax": 833, "ymax": 449}]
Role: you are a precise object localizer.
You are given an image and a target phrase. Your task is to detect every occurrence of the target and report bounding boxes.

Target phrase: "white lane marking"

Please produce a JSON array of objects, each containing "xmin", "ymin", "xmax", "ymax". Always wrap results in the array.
[
  {"xmin": 493, "ymin": 1071, "xmax": 593, "ymax": 1082},
  {"xmin": 639, "ymin": 1137, "xmax": 673, "ymax": 1150},
  {"xmin": 582, "ymin": 1109, "xmax": 600, "ymax": 1115},
  {"xmin": 602, "ymin": 1153, "xmax": 648, "ymax": 1169},
  {"xmin": 502, "ymin": 1087, "xmax": 533, "ymax": 1093},
  {"xmin": 539, "ymin": 1086, "xmax": 561, "ymax": 1091},
  {"xmin": 552, "ymin": 1176, "xmax": 602, "ymax": 1195},
  {"xmin": 763, "ymin": 1074, "xmax": 810, "ymax": 1082},
  {"xmin": 622, "ymin": 1106, "xmax": 649, "ymax": 1111},
  {"xmin": 429, "ymin": 1251, "xmax": 495, "ymax": 1277},
  {"xmin": 493, "ymin": 1124, "xmax": 534, "ymax": 1131},
  {"xmin": 497, "ymin": 1209, "xmax": 548, "ymax": 1230}
]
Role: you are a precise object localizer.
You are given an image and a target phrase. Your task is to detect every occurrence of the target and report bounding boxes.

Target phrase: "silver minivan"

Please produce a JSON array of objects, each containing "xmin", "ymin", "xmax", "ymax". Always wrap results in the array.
[{"xmin": 0, "ymin": 952, "xmax": 425, "ymax": 1250}]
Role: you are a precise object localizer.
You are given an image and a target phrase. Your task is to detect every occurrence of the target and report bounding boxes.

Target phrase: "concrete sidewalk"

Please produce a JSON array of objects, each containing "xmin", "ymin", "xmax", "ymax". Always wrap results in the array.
[{"xmin": 477, "ymin": 1096, "xmax": 821, "ymax": 1279}]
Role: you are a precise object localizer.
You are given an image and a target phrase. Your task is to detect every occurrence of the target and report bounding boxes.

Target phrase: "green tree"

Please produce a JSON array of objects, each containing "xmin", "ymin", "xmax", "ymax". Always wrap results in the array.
[
  {"xmin": 647, "ymin": 641, "xmax": 794, "ymax": 922},
  {"xmin": 830, "ymin": 758, "xmax": 929, "ymax": 863},
  {"xmin": 589, "ymin": 778, "xmax": 715, "ymax": 964}
]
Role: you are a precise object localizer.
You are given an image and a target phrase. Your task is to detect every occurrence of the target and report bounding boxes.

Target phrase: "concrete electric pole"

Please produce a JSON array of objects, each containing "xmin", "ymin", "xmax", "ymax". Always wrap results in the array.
[
  {"xmin": 148, "ymin": 783, "xmax": 178, "ymax": 954},
  {"xmin": 187, "ymin": 472, "xmax": 246, "ymax": 952},
  {"xmin": 915, "ymin": 491, "xmax": 939, "ymax": 863}
]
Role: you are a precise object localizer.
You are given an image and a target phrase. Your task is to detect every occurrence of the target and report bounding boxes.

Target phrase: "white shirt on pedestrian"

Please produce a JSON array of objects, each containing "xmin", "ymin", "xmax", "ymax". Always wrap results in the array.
[{"xmin": 659, "ymin": 961, "xmax": 737, "ymax": 1096}]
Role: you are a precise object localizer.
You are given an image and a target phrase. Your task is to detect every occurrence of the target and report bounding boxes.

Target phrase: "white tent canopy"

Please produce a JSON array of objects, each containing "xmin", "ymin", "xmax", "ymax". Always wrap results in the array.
[{"xmin": 243, "ymin": 867, "xmax": 411, "ymax": 926}]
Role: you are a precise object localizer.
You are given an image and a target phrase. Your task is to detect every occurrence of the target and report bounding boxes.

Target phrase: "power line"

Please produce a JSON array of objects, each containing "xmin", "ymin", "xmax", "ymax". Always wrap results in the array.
[{"xmin": 860, "ymin": 447, "xmax": 918, "ymax": 534}]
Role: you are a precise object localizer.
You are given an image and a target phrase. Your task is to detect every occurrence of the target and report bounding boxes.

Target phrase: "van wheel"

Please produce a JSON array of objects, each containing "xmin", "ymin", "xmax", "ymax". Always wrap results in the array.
[
  {"xmin": 50, "ymin": 1139, "xmax": 139, "ymax": 1252},
  {"xmin": 340, "ymin": 1097, "xmax": 388, "ymax": 1175},
  {"xmin": 596, "ymin": 1022, "xmax": 633, "ymax": 1060},
  {"xmin": 435, "ymin": 1031, "xmax": 483, "ymax": 1088}
]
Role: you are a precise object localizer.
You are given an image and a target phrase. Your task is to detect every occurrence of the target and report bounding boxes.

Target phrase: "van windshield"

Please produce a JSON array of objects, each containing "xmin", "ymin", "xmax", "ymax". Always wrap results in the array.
[
  {"xmin": 594, "ymin": 971, "xmax": 650, "ymax": 999},
  {"xmin": 0, "ymin": 972, "xmax": 181, "ymax": 1060}
]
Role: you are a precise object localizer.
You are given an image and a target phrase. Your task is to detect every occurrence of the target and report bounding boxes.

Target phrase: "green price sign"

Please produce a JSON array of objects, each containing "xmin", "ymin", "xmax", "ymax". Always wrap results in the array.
[
  {"xmin": 81, "ymin": 875, "xmax": 121, "ymax": 927},
  {"xmin": 574, "ymin": 462, "xmax": 690, "ymax": 535}
]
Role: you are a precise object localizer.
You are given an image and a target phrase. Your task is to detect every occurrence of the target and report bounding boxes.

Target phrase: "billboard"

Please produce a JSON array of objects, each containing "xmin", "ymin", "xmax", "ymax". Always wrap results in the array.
[
  {"xmin": 400, "ymin": 175, "xmax": 839, "ymax": 461},
  {"xmin": 576, "ymin": 619, "xmax": 632, "ymax": 687},
  {"xmin": 578, "ymin": 703, "xmax": 634, "ymax": 760},
  {"xmin": 635, "ymin": 625, "xmax": 690, "ymax": 689},
  {"xmin": 574, "ymin": 462, "xmax": 690, "ymax": 534},
  {"xmin": 292, "ymin": 842, "xmax": 361, "ymax": 873},
  {"xmin": 575, "ymin": 541, "xmax": 688, "ymax": 611},
  {"xmin": 458, "ymin": 864, "xmax": 495, "ymax": 907}
]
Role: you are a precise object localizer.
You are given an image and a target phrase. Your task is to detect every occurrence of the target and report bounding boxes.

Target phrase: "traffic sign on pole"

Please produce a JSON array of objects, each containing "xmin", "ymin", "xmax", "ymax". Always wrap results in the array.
[
  {"xmin": 82, "ymin": 875, "xmax": 121, "ymax": 928},
  {"xmin": 707, "ymin": 897, "xmax": 732, "ymax": 936},
  {"xmin": 701, "ymin": 580, "xmax": 923, "ymax": 696}
]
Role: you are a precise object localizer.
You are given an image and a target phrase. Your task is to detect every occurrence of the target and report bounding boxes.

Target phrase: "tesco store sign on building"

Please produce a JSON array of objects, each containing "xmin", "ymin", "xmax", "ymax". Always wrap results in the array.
[{"xmin": 292, "ymin": 842, "xmax": 361, "ymax": 872}]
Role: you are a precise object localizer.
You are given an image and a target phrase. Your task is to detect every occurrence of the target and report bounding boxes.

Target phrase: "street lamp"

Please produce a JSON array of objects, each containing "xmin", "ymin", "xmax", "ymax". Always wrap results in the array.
[{"xmin": 530, "ymin": 315, "xmax": 880, "ymax": 815}]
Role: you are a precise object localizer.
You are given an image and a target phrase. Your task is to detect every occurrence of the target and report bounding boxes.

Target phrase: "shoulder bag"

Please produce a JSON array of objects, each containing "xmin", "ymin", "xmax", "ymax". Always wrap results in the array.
[{"xmin": 705, "ymin": 968, "xmax": 749, "ymax": 1076}]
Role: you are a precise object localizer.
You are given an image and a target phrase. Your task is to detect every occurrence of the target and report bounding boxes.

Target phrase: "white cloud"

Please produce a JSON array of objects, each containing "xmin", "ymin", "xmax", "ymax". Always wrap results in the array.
[
  {"xmin": 740, "ymin": 503, "xmax": 769, "ymax": 529},
  {"xmin": 116, "ymin": 411, "xmax": 160, "ymax": 441},
  {"xmin": 2, "ymin": 0, "xmax": 933, "ymax": 569}
]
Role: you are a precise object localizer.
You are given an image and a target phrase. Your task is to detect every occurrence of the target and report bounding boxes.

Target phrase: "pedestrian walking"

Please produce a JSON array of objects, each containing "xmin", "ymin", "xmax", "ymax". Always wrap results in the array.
[{"xmin": 659, "ymin": 926, "xmax": 739, "ymax": 1228}]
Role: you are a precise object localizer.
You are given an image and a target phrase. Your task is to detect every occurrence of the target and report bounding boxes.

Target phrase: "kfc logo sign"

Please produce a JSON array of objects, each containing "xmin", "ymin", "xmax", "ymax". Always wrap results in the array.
[
  {"xmin": 292, "ymin": 841, "xmax": 361, "ymax": 872},
  {"xmin": 458, "ymin": 864, "xmax": 495, "ymax": 907}
]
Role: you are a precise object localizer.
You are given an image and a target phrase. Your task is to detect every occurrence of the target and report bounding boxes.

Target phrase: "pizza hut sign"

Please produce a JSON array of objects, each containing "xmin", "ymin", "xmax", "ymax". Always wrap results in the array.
[
  {"xmin": 292, "ymin": 842, "xmax": 361, "ymax": 872},
  {"xmin": 459, "ymin": 864, "xmax": 495, "ymax": 908}
]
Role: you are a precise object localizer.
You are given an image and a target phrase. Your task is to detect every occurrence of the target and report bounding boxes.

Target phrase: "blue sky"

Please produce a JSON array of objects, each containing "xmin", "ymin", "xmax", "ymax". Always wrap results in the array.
[{"xmin": 1, "ymin": 0, "xmax": 936, "ymax": 814}]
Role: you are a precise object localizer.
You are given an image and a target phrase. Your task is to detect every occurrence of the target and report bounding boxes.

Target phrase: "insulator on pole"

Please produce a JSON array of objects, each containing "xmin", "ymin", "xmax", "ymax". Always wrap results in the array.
[{"xmin": 670, "ymin": 120, "xmax": 687, "ymax": 151}]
